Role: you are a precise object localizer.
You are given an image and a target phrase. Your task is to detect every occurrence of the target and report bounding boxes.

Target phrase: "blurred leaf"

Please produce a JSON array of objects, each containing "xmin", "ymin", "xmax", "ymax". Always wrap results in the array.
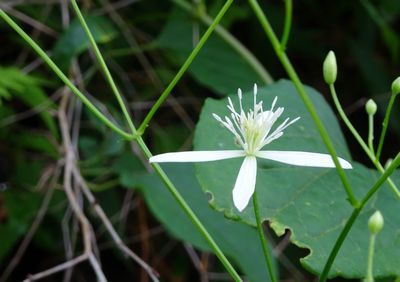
[
  {"xmin": 194, "ymin": 80, "xmax": 400, "ymax": 278},
  {"xmin": 0, "ymin": 189, "xmax": 42, "ymax": 259},
  {"xmin": 11, "ymin": 160, "xmax": 44, "ymax": 189},
  {"xmin": 157, "ymin": 9, "xmax": 265, "ymax": 95},
  {"xmin": 111, "ymin": 153, "xmax": 144, "ymax": 188},
  {"xmin": 79, "ymin": 135, "xmax": 101, "ymax": 159},
  {"xmin": 0, "ymin": 67, "xmax": 58, "ymax": 137},
  {"xmin": 10, "ymin": 131, "xmax": 58, "ymax": 158},
  {"xmin": 132, "ymin": 164, "xmax": 276, "ymax": 282},
  {"xmin": 152, "ymin": 124, "xmax": 190, "ymax": 154},
  {"xmin": 350, "ymin": 40, "xmax": 390, "ymax": 94},
  {"xmin": 103, "ymin": 132, "xmax": 125, "ymax": 156},
  {"xmin": 53, "ymin": 15, "xmax": 118, "ymax": 71},
  {"xmin": 360, "ymin": 0, "xmax": 400, "ymax": 62}
]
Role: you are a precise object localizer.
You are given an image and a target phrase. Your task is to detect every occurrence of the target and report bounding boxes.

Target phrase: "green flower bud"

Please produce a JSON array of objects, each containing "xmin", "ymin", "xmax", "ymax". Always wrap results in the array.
[
  {"xmin": 323, "ymin": 51, "xmax": 337, "ymax": 85},
  {"xmin": 365, "ymin": 99, "xmax": 377, "ymax": 116},
  {"xmin": 368, "ymin": 211, "xmax": 384, "ymax": 235},
  {"xmin": 392, "ymin": 76, "xmax": 400, "ymax": 95}
]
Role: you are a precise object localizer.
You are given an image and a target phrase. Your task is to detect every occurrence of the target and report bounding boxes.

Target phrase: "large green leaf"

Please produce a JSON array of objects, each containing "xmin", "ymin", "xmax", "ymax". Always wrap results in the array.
[
  {"xmin": 129, "ymin": 164, "xmax": 276, "ymax": 282},
  {"xmin": 0, "ymin": 67, "xmax": 58, "ymax": 137},
  {"xmin": 53, "ymin": 16, "xmax": 118, "ymax": 71},
  {"xmin": 193, "ymin": 80, "xmax": 400, "ymax": 278},
  {"xmin": 157, "ymin": 9, "xmax": 265, "ymax": 95}
]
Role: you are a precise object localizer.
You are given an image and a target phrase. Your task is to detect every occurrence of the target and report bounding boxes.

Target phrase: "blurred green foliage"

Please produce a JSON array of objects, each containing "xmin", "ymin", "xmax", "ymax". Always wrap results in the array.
[{"xmin": 0, "ymin": 0, "xmax": 399, "ymax": 281}]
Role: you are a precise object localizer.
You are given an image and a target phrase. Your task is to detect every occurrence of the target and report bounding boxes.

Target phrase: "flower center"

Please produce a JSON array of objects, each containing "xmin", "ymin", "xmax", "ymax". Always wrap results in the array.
[{"xmin": 213, "ymin": 84, "xmax": 300, "ymax": 155}]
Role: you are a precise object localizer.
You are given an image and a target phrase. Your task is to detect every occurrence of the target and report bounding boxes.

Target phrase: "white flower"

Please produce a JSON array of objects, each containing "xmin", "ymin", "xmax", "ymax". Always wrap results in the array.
[{"xmin": 150, "ymin": 84, "xmax": 352, "ymax": 212}]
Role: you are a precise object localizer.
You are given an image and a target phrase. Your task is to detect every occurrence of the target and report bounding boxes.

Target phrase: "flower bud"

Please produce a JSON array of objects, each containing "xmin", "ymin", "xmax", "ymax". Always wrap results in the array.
[
  {"xmin": 323, "ymin": 51, "xmax": 337, "ymax": 85},
  {"xmin": 392, "ymin": 76, "xmax": 400, "ymax": 95},
  {"xmin": 365, "ymin": 99, "xmax": 377, "ymax": 116},
  {"xmin": 368, "ymin": 211, "xmax": 384, "ymax": 235}
]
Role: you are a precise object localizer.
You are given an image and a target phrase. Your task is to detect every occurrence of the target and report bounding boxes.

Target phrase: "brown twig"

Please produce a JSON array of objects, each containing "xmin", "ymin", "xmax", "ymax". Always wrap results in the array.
[
  {"xmin": 72, "ymin": 166, "xmax": 160, "ymax": 281},
  {"xmin": 118, "ymin": 189, "xmax": 135, "ymax": 234},
  {"xmin": 183, "ymin": 243, "xmax": 209, "ymax": 282},
  {"xmin": 23, "ymin": 97, "xmax": 107, "ymax": 282},
  {"xmin": 137, "ymin": 198, "xmax": 150, "ymax": 282},
  {"xmin": 99, "ymin": 0, "xmax": 195, "ymax": 130},
  {"xmin": 0, "ymin": 165, "xmax": 60, "ymax": 282},
  {"xmin": 0, "ymin": 3, "xmax": 58, "ymax": 37},
  {"xmin": 23, "ymin": 254, "xmax": 88, "ymax": 282}
]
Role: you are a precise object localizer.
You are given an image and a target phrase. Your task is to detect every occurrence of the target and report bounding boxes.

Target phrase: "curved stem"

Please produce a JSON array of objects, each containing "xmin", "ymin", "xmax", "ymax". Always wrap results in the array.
[
  {"xmin": 280, "ymin": 0, "xmax": 292, "ymax": 50},
  {"xmin": 330, "ymin": 85, "xmax": 400, "ymax": 198},
  {"xmin": 253, "ymin": 190, "xmax": 277, "ymax": 282},
  {"xmin": 70, "ymin": 0, "xmax": 136, "ymax": 135},
  {"xmin": 0, "ymin": 9, "xmax": 134, "ymax": 140},
  {"xmin": 319, "ymin": 207, "xmax": 360, "ymax": 281},
  {"xmin": 247, "ymin": 0, "xmax": 358, "ymax": 207},
  {"xmin": 138, "ymin": 0, "xmax": 235, "ymax": 134},
  {"xmin": 376, "ymin": 93, "xmax": 397, "ymax": 160},
  {"xmin": 319, "ymin": 153, "xmax": 400, "ymax": 281},
  {"xmin": 170, "ymin": 0, "xmax": 273, "ymax": 84},
  {"xmin": 0, "ymin": 9, "xmax": 241, "ymax": 279},
  {"xmin": 136, "ymin": 138, "xmax": 242, "ymax": 281}
]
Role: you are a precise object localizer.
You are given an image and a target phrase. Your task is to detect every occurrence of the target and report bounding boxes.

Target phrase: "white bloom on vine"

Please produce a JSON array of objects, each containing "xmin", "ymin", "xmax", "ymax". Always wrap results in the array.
[{"xmin": 150, "ymin": 84, "xmax": 352, "ymax": 212}]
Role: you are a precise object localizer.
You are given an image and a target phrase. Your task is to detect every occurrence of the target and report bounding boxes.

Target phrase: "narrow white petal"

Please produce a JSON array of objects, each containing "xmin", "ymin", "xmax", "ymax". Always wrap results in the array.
[
  {"xmin": 232, "ymin": 156, "xmax": 257, "ymax": 212},
  {"xmin": 150, "ymin": 150, "xmax": 245, "ymax": 163},
  {"xmin": 256, "ymin": 150, "xmax": 352, "ymax": 169}
]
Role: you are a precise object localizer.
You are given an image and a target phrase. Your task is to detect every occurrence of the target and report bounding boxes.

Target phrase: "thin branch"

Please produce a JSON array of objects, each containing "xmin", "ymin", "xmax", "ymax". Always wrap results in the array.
[
  {"xmin": 23, "ymin": 254, "xmax": 88, "ymax": 282},
  {"xmin": 183, "ymin": 243, "xmax": 208, "ymax": 282},
  {"xmin": 99, "ymin": 0, "xmax": 195, "ymax": 130},
  {"xmin": 72, "ymin": 166, "xmax": 160, "ymax": 281},
  {"xmin": 23, "ymin": 98, "xmax": 107, "ymax": 282},
  {"xmin": 0, "ymin": 166, "xmax": 60, "ymax": 282},
  {"xmin": 0, "ymin": 3, "xmax": 58, "ymax": 37}
]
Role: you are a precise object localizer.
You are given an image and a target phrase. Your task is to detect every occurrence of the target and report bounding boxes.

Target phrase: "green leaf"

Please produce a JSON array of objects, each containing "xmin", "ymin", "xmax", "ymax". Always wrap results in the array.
[
  {"xmin": 53, "ymin": 15, "xmax": 118, "ymax": 71},
  {"xmin": 151, "ymin": 124, "xmax": 191, "ymax": 154},
  {"xmin": 10, "ymin": 131, "xmax": 58, "ymax": 158},
  {"xmin": 193, "ymin": 80, "xmax": 400, "ymax": 278},
  {"xmin": 111, "ymin": 153, "xmax": 143, "ymax": 188},
  {"xmin": 132, "ymin": 164, "xmax": 276, "ymax": 282},
  {"xmin": 0, "ymin": 189, "xmax": 42, "ymax": 259},
  {"xmin": 0, "ymin": 67, "xmax": 58, "ymax": 136},
  {"xmin": 157, "ymin": 9, "xmax": 265, "ymax": 95}
]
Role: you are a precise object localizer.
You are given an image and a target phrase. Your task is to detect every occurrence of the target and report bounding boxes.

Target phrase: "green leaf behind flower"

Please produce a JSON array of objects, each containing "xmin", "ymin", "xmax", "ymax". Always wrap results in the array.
[{"xmin": 194, "ymin": 80, "xmax": 400, "ymax": 278}]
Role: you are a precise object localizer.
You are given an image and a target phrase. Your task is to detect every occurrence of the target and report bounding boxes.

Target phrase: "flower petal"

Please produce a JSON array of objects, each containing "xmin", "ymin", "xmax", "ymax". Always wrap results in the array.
[
  {"xmin": 149, "ymin": 150, "xmax": 245, "ymax": 163},
  {"xmin": 256, "ymin": 150, "xmax": 352, "ymax": 169},
  {"xmin": 232, "ymin": 156, "xmax": 257, "ymax": 212}
]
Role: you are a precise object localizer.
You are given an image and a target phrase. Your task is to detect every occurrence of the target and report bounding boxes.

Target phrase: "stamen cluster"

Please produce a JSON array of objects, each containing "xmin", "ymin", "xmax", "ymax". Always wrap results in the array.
[{"xmin": 213, "ymin": 85, "xmax": 300, "ymax": 155}]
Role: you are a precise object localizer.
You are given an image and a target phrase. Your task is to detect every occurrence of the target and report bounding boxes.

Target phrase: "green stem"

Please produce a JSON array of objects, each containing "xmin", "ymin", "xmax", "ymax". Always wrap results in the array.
[
  {"xmin": 0, "ymin": 9, "xmax": 134, "ymax": 140},
  {"xmin": 280, "ymin": 0, "xmax": 292, "ymax": 50},
  {"xmin": 137, "ymin": 0, "xmax": 235, "ymax": 134},
  {"xmin": 253, "ymin": 190, "xmax": 277, "ymax": 282},
  {"xmin": 89, "ymin": 178, "xmax": 120, "ymax": 192},
  {"xmin": 247, "ymin": 0, "xmax": 358, "ymax": 207},
  {"xmin": 376, "ymin": 93, "xmax": 397, "ymax": 160},
  {"xmin": 70, "ymin": 0, "xmax": 136, "ymax": 135},
  {"xmin": 170, "ymin": 0, "xmax": 273, "ymax": 84},
  {"xmin": 319, "ymin": 153, "xmax": 400, "ymax": 281},
  {"xmin": 368, "ymin": 113, "xmax": 375, "ymax": 154},
  {"xmin": 329, "ymin": 85, "xmax": 400, "ymax": 198},
  {"xmin": 0, "ymin": 9, "xmax": 241, "ymax": 279},
  {"xmin": 136, "ymin": 138, "xmax": 242, "ymax": 281},
  {"xmin": 107, "ymin": 42, "xmax": 157, "ymax": 58},
  {"xmin": 365, "ymin": 234, "xmax": 376, "ymax": 282}
]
